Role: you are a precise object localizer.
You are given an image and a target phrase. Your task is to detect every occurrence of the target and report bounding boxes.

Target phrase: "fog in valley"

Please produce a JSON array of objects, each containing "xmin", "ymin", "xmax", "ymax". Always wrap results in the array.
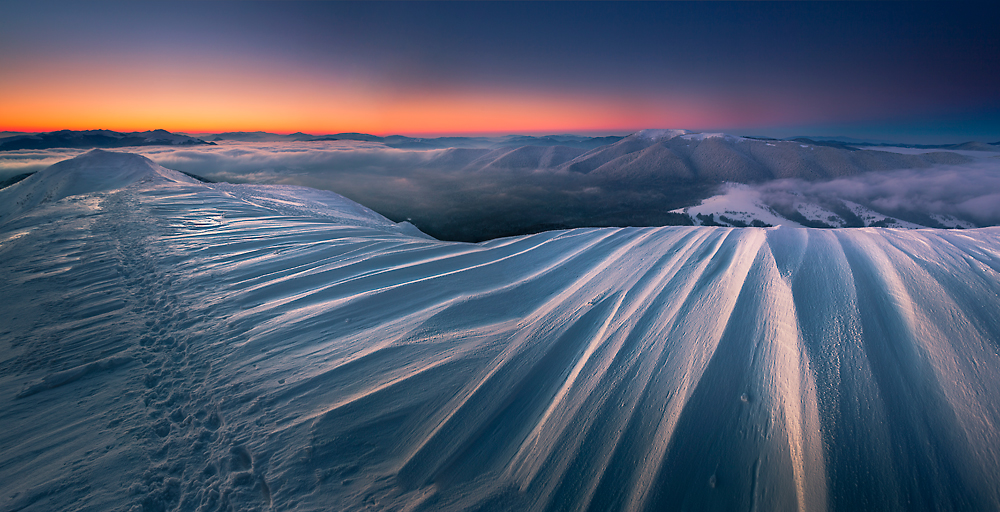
[{"xmin": 2, "ymin": 135, "xmax": 999, "ymax": 241}]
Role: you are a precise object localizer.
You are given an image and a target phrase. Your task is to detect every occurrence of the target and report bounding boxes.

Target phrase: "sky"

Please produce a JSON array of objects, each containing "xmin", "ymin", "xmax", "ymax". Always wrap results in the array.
[{"xmin": 2, "ymin": 1, "xmax": 999, "ymax": 143}]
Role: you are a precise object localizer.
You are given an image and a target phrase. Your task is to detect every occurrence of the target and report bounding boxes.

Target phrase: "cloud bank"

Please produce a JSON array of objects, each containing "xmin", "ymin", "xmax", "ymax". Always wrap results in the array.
[
  {"xmin": 123, "ymin": 142, "xmax": 701, "ymax": 240},
  {"xmin": 4, "ymin": 142, "xmax": 999, "ymax": 240},
  {"xmin": 0, "ymin": 148, "xmax": 89, "ymax": 177},
  {"xmin": 754, "ymin": 160, "xmax": 1000, "ymax": 226}
]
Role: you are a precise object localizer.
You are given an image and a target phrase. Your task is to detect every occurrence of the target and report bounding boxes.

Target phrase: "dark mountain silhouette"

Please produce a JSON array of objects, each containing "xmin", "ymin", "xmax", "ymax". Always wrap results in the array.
[{"xmin": 0, "ymin": 129, "xmax": 214, "ymax": 151}]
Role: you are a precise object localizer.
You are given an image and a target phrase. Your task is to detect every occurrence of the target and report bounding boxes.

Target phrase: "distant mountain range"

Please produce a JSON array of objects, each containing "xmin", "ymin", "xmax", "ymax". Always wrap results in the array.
[
  {"xmin": 0, "ymin": 129, "xmax": 214, "ymax": 151},
  {"xmin": 4, "ymin": 128, "xmax": 999, "ymax": 153},
  {"xmin": 750, "ymin": 135, "xmax": 1000, "ymax": 152},
  {"xmin": 416, "ymin": 129, "xmax": 975, "ymax": 182},
  {"xmin": 204, "ymin": 130, "xmax": 1000, "ymax": 152},
  {"xmin": 312, "ymin": 129, "xmax": 989, "ymax": 241},
  {"xmin": 201, "ymin": 131, "xmax": 624, "ymax": 149},
  {"xmin": 3, "ymin": 128, "xmax": 996, "ymax": 241}
]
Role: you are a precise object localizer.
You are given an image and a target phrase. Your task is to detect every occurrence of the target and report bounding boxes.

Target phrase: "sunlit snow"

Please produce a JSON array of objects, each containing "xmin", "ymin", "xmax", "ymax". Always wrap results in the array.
[{"xmin": 2, "ymin": 150, "xmax": 1000, "ymax": 511}]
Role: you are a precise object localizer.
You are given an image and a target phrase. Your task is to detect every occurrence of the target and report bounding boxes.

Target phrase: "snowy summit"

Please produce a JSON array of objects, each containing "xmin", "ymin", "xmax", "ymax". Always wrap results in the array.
[{"xmin": 2, "ymin": 151, "xmax": 1000, "ymax": 511}]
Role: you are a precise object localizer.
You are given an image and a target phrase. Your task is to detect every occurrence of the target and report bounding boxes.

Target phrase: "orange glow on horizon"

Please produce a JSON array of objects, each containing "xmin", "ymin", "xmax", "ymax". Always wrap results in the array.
[
  {"xmin": 0, "ymin": 88, "xmax": 717, "ymax": 137},
  {"xmin": 0, "ymin": 56, "xmax": 809, "ymax": 136},
  {"xmin": 0, "ymin": 97, "xmax": 741, "ymax": 137}
]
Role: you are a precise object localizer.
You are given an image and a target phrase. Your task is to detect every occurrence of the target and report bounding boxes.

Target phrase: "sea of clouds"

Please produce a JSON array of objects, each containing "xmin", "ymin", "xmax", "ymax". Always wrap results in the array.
[
  {"xmin": 754, "ymin": 161, "xmax": 1000, "ymax": 226},
  {"xmin": 3, "ymin": 141, "xmax": 999, "ymax": 239}
]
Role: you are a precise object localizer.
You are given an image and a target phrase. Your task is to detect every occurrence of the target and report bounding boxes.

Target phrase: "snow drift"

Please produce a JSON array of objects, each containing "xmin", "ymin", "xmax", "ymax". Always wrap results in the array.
[{"xmin": 2, "ymin": 150, "xmax": 1000, "ymax": 511}]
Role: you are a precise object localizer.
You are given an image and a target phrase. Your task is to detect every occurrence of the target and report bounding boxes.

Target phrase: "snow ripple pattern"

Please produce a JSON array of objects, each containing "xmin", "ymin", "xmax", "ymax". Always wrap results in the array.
[{"xmin": 1, "ymin": 152, "xmax": 1000, "ymax": 511}]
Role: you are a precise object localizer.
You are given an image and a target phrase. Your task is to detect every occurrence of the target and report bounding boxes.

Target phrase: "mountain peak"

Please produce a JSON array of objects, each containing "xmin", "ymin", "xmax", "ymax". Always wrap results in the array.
[{"xmin": 0, "ymin": 150, "xmax": 198, "ymax": 219}]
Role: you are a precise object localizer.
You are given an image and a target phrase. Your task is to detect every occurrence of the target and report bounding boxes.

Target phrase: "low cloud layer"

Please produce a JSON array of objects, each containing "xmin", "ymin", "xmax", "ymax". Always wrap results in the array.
[
  {"xmin": 4, "ymin": 142, "xmax": 999, "ymax": 240},
  {"xmin": 3, "ymin": 141, "xmax": 700, "ymax": 241},
  {"xmin": 0, "ymin": 148, "xmax": 89, "ymax": 177},
  {"xmin": 754, "ymin": 160, "xmax": 1000, "ymax": 226}
]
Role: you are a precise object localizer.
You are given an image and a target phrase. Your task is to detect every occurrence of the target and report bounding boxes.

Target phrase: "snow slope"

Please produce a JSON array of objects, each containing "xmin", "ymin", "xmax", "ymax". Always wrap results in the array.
[
  {"xmin": 0, "ymin": 149, "xmax": 201, "ymax": 218},
  {"xmin": 671, "ymin": 183, "xmax": 803, "ymax": 227},
  {"xmin": 2, "ymin": 151, "xmax": 1000, "ymax": 511},
  {"xmin": 672, "ymin": 185, "xmax": 937, "ymax": 229}
]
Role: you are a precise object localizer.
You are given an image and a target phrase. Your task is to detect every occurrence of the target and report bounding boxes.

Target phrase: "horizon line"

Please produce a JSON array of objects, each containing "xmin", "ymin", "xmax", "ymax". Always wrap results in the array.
[{"xmin": 3, "ymin": 126, "xmax": 1000, "ymax": 146}]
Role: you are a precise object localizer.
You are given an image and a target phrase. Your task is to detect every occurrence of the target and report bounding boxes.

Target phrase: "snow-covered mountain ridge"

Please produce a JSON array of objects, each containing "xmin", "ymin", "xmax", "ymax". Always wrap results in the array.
[
  {"xmin": 0, "ymin": 149, "xmax": 201, "ymax": 218},
  {"xmin": 2, "ymin": 151, "xmax": 999, "ymax": 511},
  {"xmin": 420, "ymin": 128, "xmax": 971, "ymax": 181}
]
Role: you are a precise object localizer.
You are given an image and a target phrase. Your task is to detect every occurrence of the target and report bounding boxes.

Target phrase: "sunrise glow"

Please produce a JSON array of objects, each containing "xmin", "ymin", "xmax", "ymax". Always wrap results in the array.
[{"xmin": 2, "ymin": 2, "xmax": 996, "ymax": 141}]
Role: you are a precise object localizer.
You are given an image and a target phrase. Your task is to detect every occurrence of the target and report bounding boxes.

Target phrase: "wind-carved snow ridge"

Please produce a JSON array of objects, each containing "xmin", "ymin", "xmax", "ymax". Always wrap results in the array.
[{"xmin": 2, "ymin": 152, "xmax": 1000, "ymax": 511}]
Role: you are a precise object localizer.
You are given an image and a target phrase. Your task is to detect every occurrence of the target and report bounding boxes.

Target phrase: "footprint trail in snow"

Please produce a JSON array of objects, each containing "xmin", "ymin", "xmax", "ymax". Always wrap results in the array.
[{"xmin": 2, "ymin": 150, "xmax": 1000, "ymax": 511}]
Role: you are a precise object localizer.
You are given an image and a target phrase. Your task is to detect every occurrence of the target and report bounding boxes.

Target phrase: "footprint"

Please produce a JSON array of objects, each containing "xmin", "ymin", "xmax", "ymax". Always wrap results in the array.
[
  {"xmin": 169, "ymin": 408, "xmax": 185, "ymax": 423},
  {"xmin": 153, "ymin": 420, "xmax": 171, "ymax": 438},
  {"xmin": 260, "ymin": 478, "xmax": 272, "ymax": 505},
  {"xmin": 204, "ymin": 411, "xmax": 222, "ymax": 431},
  {"xmin": 230, "ymin": 445, "xmax": 252, "ymax": 471}
]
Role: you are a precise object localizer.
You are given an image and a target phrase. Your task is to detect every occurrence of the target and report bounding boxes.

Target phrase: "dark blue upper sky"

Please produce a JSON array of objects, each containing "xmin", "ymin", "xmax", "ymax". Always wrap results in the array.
[{"xmin": 2, "ymin": 1, "xmax": 998, "ymax": 143}]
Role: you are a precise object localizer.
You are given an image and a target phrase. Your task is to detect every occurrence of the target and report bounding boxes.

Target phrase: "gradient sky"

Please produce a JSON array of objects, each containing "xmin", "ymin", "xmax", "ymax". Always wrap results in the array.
[{"xmin": 2, "ymin": 1, "xmax": 999, "ymax": 143}]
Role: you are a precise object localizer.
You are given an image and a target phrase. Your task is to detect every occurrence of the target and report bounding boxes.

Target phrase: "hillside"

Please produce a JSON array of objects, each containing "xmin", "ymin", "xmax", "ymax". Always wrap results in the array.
[{"xmin": 2, "ymin": 151, "xmax": 999, "ymax": 510}]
